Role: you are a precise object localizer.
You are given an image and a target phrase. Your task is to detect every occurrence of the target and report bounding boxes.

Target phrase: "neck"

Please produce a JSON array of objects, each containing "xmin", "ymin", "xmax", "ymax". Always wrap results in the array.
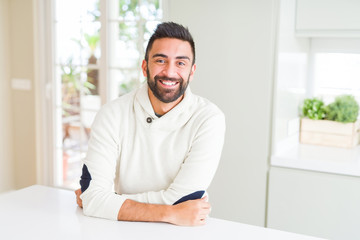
[{"xmin": 148, "ymin": 88, "xmax": 184, "ymax": 115}]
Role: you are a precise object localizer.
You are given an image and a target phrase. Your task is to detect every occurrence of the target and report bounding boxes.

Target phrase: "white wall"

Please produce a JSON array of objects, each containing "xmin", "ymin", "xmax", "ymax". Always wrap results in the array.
[
  {"xmin": 167, "ymin": 0, "xmax": 277, "ymax": 226},
  {"xmin": 272, "ymin": 0, "xmax": 310, "ymax": 147},
  {"xmin": 9, "ymin": 0, "xmax": 37, "ymax": 189},
  {"xmin": 0, "ymin": 0, "xmax": 14, "ymax": 192},
  {"xmin": 0, "ymin": 0, "xmax": 37, "ymax": 194}
]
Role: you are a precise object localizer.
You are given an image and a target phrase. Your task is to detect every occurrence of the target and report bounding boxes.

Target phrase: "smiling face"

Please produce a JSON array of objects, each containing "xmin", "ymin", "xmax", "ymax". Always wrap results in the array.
[{"xmin": 142, "ymin": 38, "xmax": 196, "ymax": 105}]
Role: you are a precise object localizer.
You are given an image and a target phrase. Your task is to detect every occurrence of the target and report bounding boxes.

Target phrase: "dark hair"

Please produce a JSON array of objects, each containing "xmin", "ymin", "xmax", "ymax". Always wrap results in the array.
[{"xmin": 145, "ymin": 22, "xmax": 196, "ymax": 65}]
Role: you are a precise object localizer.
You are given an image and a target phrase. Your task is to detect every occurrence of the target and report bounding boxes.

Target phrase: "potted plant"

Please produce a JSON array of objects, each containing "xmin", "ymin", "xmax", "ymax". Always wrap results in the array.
[
  {"xmin": 84, "ymin": 33, "xmax": 100, "ymax": 95},
  {"xmin": 300, "ymin": 95, "xmax": 360, "ymax": 148}
]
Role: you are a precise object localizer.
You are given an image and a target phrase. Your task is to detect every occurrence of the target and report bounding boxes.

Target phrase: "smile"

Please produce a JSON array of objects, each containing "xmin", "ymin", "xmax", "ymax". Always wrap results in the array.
[{"xmin": 159, "ymin": 80, "xmax": 179, "ymax": 86}]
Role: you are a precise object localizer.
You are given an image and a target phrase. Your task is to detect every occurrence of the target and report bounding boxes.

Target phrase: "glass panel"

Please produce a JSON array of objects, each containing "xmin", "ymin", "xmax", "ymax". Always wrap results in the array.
[
  {"xmin": 53, "ymin": 0, "xmax": 162, "ymax": 189},
  {"xmin": 143, "ymin": 20, "xmax": 160, "ymax": 44},
  {"xmin": 109, "ymin": 21, "xmax": 140, "ymax": 68},
  {"xmin": 140, "ymin": 0, "xmax": 162, "ymax": 20},
  {"xmin": 109, "ymin": 69, "xmax": 140, "ymax": 100},
  {"xmin": 62, "ymin": 149, "xmax": 85, "ymax": 189},
  {"xmin": 314, "ymin": 53, "xmax": 360, "ymax": 104},
  {"xmin": 55, "ymin": 23, "xmax": 101, "ymax": 67},
  {"xmin": 61, "ymin": 63, "xmax": 82, "ymax": 113},
  {"xmin": 55, "ymin": 22, "xmax": 83, "ymax": 65},
  {"xmin": 62, "ymin": 118, "xmax": 82, "ymax": 150},
  {"xmin": 119, "ymin": 0, "xmax": 140, "ymax": 21},
  {"xmin": 314, "ymin": 53, "xmax": 360, "ymax": 90},
  {"xmin": 86, "ymin": 66, "xmax": 100, "ymax": 95},
  {"xmin": 107, "ymin": 0, "xmax": 162, "ymax": 101},
  {"xmin": 55, "ymin": 0, "xmax": 100, "ymax": 23},
  {"xmin": 82, "ymin": 22, "xmax": 102, "ymax": 63},
  {"xmin": 55, "ymin": 0, "xmax": 101, "ymax": 189}
]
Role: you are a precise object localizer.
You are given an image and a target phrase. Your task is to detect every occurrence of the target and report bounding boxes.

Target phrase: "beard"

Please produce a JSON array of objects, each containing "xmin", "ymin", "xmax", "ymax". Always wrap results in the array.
[{"xmin": 146, "ymin": 67, "xmax": 190, "ymax": 103}]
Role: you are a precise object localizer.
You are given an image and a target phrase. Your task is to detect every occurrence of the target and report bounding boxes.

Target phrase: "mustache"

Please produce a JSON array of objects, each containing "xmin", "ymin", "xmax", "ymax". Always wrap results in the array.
[{"xmin": 154, "ymin": 75, "xmax": 182, "ymax": 82}]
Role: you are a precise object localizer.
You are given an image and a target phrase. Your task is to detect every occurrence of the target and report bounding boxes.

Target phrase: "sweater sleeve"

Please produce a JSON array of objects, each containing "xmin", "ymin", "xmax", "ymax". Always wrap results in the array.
[
  {"xmin": 80, "ymin": 105, "xmax": 126, "ymax": 220},
  {"xmin": 121, "ymin": 112, "xmax": 226, "ymax": 205}
]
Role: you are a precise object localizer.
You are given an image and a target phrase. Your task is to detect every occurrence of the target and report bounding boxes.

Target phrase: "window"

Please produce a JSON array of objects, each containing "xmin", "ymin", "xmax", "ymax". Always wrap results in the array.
[
  {"xmin": 53, "ymin": 0, "xmax": 162, "ymax": 189},
  {"xmin": 310, "ymin": 39, "xmax": 360, "ymax": 106}
]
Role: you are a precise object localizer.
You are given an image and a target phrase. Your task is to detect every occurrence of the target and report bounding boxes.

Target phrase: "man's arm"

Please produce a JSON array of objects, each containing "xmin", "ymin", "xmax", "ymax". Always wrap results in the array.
[
  {"xmin": 117, "ymin": 197, "xmax": 210, "ymax": 226},
  {"xmin": 75, "ymin": 189, "xmax": 211, "ymax": 226}
]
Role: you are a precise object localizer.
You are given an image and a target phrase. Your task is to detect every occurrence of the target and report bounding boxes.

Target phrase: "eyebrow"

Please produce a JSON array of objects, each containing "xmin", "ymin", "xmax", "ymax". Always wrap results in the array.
[{"xmin": 152, "ymin": 53, "xmax": 191, "ymax": 61}]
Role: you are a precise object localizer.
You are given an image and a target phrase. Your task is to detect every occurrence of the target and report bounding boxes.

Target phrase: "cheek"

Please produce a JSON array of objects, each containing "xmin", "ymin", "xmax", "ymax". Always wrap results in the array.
[
  {"xmin": 149, "ymin": 66, "xmax": 163, "ymax": 77},
  {"xmin": 182, "ymin": 69, "xmax": 193, "ymax": 80}
]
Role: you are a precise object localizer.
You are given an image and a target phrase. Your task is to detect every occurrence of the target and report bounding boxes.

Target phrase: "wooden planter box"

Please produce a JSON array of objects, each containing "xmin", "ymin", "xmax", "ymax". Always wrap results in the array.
[{"xmin": 300, "ymin": 118, "xmax": 360, "ymax": 148}]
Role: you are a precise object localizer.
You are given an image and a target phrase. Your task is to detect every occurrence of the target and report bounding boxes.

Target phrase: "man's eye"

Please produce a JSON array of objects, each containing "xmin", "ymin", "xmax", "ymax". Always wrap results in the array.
[
  {"xmin": 156, "ymin": 59, "xmax": 165, "ymax": 63},
  {"xmin": 178, "ymin": 62, "xmax": 186, "ymax": 66}
]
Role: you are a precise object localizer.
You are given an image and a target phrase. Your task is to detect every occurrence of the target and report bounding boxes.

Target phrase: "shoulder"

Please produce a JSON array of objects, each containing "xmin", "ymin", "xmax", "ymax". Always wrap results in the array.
[
  {"xmin": 187, "ymin": 93, "xmax": 226, "ymax": 132},
  {"xmin": 191, "ymin": 93, "xmax": 225, "ymax": 121}
]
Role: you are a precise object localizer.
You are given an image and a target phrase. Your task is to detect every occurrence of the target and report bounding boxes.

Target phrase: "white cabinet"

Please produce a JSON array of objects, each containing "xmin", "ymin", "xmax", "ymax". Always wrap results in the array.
[
  {"xmin": 296, "ymin": 0, "xmax": 360, "ymax": 37},
  {"xmin": 267, "ymin": 166, "xmax": 360, "ymax": 240}
]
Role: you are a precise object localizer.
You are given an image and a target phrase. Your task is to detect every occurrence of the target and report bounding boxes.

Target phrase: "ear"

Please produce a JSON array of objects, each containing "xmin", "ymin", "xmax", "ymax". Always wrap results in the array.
[
  {"xmin": 188, "ymin": 63, "xmax": 196, "ymax": 82},
  {"xmin": 141, "ymin": 60, "xmax": 148, "ymax": 77}
]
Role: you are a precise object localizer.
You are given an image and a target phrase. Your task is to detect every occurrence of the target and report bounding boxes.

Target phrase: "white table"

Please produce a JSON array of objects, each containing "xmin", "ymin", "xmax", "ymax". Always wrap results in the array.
[{"xmin": 0, "ymin": 185, "xmax": 325, "ymax": 240}]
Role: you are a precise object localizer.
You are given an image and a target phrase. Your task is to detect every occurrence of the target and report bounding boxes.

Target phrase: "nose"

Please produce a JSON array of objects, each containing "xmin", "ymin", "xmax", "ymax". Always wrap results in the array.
[{"xmin": 162, "ymin": 62, "xmax": 177, "ymax": 78}]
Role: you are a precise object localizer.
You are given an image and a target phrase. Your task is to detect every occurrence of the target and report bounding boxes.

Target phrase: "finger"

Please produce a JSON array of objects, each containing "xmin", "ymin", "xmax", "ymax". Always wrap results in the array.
[
  {"xmin": 200, "ymin": 209, "xmax": 211, "ymax": 216},
  {"xmin": 77, "ymin": 198, "xmax": 83, "ymax": 208},
  {"xmin": 199, "ymin": 218, "xmax": 207, "ymax": 225},
  {"xmin": 199, "ymin": 213, "xmax": 209, "ymax": 219}
]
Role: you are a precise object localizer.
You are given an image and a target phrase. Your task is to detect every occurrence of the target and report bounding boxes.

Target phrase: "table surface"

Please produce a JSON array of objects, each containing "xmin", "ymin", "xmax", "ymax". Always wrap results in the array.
[{"xmin": 0, "ymin": 185, "xmax": 325, "ymax": 240}]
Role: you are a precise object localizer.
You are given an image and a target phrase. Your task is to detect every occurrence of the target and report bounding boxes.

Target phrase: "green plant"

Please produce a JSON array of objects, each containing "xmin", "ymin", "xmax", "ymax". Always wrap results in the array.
[
  {"xmin": 325, "ymin": 95, "xmax": 359, "ymax": 123},
  {"xmin": 302, "ymin": 98, "xmax": 326, "ymax": 120},
  {"xmin": 61, "ymin": 58, "xmax": 95, "ymax": 116},
  {"xmin": 84, "ymin": 33, "xmax": 100, "ymax": 55}
]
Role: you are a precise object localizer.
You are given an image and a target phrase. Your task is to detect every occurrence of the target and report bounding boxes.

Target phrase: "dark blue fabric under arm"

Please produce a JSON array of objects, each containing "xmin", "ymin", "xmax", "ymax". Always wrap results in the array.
[
  {"xmin": 173, "ymin": 190, "xmax": 205, "ymax": 205},
  {"xmin": 80, "ymin": 164, "xmax": 92, "ymax": 193}
]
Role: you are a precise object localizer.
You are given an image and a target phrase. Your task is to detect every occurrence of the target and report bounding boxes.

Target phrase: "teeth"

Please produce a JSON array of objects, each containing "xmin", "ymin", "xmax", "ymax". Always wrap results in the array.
[{"xmin": 161, "ymin": 81, "xmax": 176, "ymax": 86}]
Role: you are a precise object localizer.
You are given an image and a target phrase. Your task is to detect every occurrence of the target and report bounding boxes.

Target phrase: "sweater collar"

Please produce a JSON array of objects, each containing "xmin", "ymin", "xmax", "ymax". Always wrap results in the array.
[{"xmin": 135, "ymin": 83, "xmax": 194, "ymax": 130}]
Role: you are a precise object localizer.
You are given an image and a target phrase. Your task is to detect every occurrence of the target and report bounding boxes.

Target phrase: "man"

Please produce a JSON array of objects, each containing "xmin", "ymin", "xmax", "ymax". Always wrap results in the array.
[{"xmin": 75, "ymin": 22, "xmax": 225, "ymax": 226}]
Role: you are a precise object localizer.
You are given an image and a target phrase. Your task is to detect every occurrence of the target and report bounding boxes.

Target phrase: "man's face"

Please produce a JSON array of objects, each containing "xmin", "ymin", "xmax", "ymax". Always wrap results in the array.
[{"xmin": 142, "ymin": 38, "xmax": 196, "ymax": 103}]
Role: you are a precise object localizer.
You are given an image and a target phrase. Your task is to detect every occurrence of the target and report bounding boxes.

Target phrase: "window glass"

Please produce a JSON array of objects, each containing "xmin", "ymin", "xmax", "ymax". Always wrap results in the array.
[
  {"xmin": 313, "ymin": 53, "xmax": 360, "ymax": 105},
  {"xmin": 107, "ymin": 0, "xmax": 162, "ymax": 100},
  {"xmin": 54, "ymin": 0, "xmax": 162, "ymax": 189}
]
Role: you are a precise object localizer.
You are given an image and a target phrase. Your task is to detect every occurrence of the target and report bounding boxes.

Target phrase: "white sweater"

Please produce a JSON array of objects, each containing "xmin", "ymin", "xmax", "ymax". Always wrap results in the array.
[{"xmin": 81, "ymin": 83, "xmax": 226, "ymax": 220}]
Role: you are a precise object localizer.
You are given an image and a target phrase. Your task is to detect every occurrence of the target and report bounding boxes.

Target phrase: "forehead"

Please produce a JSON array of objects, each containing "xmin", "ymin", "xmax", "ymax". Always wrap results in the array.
[{"xmin": 150, "ymin": 38, "xmax": 193, "ymax": 60}]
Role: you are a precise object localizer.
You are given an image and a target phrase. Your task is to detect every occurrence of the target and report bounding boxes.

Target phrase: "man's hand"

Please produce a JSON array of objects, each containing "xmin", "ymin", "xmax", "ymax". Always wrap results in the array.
[
  {"xmin": 75, "ymin": 189, "xmax": 83, "ymax": 208},
  {"xmin": 168, "ymin": 197, "xmax": 211, "ymax": 226}
]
